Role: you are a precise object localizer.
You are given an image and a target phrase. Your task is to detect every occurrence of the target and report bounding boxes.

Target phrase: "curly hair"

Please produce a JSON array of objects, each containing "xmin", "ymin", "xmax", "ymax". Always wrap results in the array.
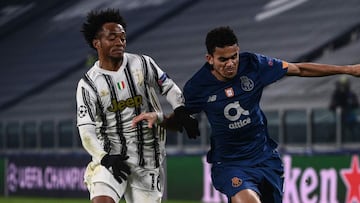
[
  {"xmin": 81, "ymin": 8, "xmax": 127, "ymax": 49},
  {"xmin": 205, "ymin": 26, "xmax": 238, "ymax": 55}
]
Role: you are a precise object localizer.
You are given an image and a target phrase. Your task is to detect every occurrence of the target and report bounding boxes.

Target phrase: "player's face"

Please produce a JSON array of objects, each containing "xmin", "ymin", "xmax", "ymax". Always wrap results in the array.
[
  {"xmin": 93, "ymin": 22, "xmax": 126, "ymax": 61},
  {"xmin": 207, "ymin": 44, "xmax": 239, "ymax": 81}
]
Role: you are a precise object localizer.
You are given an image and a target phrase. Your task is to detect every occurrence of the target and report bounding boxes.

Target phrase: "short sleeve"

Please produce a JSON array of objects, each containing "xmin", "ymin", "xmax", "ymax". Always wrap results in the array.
[{"xmin": 255, "ymin": 54, "xmax": 288, "ymax": 86}]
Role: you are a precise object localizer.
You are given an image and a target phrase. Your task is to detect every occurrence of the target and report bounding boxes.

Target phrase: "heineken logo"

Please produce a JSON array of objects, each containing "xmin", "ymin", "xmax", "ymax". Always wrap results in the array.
[{"xmin": 202, "ymin": 155, "xmax": 360, "ymax": 203}]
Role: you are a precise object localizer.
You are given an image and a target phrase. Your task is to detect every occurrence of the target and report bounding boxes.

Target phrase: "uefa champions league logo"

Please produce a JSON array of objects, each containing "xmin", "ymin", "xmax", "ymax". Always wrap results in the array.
[{"xmin": 78, "ymin": 105, "xmax": 88, "ymax": 118}]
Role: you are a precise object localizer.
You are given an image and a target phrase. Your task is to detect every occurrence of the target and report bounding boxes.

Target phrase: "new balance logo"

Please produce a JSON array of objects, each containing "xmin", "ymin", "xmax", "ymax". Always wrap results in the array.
[{"xmin": 207, "ymin": 95, "xmax": 217, "ymax": 102}]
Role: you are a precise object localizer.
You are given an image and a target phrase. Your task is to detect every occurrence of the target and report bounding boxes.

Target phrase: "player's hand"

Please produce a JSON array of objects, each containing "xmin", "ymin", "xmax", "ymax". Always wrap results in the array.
[
  {"xmin": 132, "ymin": 112, "xmax": 158, "ymax": 128},
  {"xmin": 101, "ymin": 154, "xmax": 131, "ymax": 184},
  {"xmin": 161, "ymin": 112, "xmax": 183, "ymax": 132},
  {"xmin": 174, "ymin": 106, "xmax": 200, "ymax": 139},
  {"xmin": 349, "ymin": 64, "xmax": 360, "ymax": 77}
]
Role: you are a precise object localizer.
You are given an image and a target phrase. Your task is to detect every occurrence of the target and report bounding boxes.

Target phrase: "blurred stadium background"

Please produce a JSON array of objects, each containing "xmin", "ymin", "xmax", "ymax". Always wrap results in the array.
[{"xmin": 1, "ymin": 0, "xmax": 360, "ymax": 202}]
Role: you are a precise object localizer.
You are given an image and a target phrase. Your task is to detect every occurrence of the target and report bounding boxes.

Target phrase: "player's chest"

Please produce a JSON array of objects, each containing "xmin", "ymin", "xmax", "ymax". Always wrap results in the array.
[
  {"xmin": 96, "ymin": 67, "xmax": 145, "ymax": 94},
  {"xmin": 206, "ymin": 75, "xmax": 261, "ymax": 111},
  {"xmin": 94, "ymin": 68, "xmax": 146, "ymax": 110}
]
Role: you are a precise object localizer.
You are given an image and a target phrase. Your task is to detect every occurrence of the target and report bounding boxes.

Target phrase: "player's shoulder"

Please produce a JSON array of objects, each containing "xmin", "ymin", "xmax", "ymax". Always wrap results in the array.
[
  {"xmin": 125, "ymin": 53, "xmax": 159, "ymax": 70},
  {"xmin": 239, "ymin": 52, "xmax": 263, "ymax": 62},
  {"xmin": 240, "ymin": 51, "xmax": 255, "ymax": 58},
  {"xmin": 125, "ymin": 52, "xmax": 154, "ymax": 62},
  {"xmin": 238, "ymin": 52, "xmax": 262, "ymax": 70},
  {"xmin": 240, "ymin": 52, "xmax": 278, "ymax": 69},
  {"xmin": 184, "ymin": 63, "xmax": 213, "ymax": 94},
  {"xmin": 85, "ymin": 62, "xmax": 102, "ymax": 79},
  {"xmin": 122, "ymin": 52, "xmax": 138, "ymax": 62},
  {"xmin": 77, "ymin": 61, "xmax": 104, "ymax": 88},
  {"xmin": 186, "ymin": 62, "xmax": 210, "ymax": 82}
]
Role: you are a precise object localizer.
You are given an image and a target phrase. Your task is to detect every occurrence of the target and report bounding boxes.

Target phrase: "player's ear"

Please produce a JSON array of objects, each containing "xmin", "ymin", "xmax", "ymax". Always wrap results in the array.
[
  {"xmin": 93, "ymin": 39, "xmax": 100, "ymax": 49},
  {"xmin": 206, "ymin": 54, "xmax": 214, "ymax": 65}
]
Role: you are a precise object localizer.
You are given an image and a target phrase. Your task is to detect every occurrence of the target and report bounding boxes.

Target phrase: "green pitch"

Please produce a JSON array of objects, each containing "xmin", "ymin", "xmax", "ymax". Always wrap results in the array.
[{"xmin": 0, "ymin": 197, "xmax": 201, "ymax": 203}]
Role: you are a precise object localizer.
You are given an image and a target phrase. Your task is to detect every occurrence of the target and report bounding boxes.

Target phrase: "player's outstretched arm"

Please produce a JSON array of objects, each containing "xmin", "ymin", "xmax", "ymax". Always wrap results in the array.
[
  {"xmin": 131, "ymin": 111, "xmax": 183, "ymax": 132},
  {"xmin": 131, "ymin": 108, "xmax": 200, "ymax": 139},
  {"xmin": 286, "ymin": 63, "xmax": 360, "ymax": 77}
]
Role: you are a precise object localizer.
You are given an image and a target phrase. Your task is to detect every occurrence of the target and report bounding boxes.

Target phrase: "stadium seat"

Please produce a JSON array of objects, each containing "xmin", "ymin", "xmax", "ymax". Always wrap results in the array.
[
  {"xmin": 22, "ymin": 121, "xmax": 38, "ymax": 148},
  {"xmin": 39, "ymin": 120, "xmax": 55, "ymax": 148},
  {"xmin": 264, "ymin": 110, "xmax": 280, "ymax": 143},
  {"xmin": 58, "ymin": 119, "xmax": 75, "ymax": 148},
  {"xmin": 312, "ymin": 109, "xmax": 336, "ymax": 144},
  {"xmin": 5, "ymin": 121, "xmax": 21, "ymax": 149},
  {"xmin": 0, "ymin": 122, "xmax": 3, "ymax": 149},
  {"xmin": 284, "ymin": 110, "xmax": 307, "ymax": 144}
]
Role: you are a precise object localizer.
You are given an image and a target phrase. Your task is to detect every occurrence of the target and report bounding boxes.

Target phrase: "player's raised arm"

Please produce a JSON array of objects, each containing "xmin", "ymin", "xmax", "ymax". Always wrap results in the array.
[{"xmin": 286, "ymin": 62, "xmax": 360, "ymax": 77}]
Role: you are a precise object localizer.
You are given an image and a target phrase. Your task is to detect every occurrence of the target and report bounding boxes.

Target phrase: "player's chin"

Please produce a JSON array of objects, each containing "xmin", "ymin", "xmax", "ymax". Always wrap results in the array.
[
  {"xmin": 110, "ymin": 54, "xmax": 124, "ymax": 60},
  {"xmin": 224, "ymin": 72, "xmax": 236, "ymax": 79},
  {"xmin": 110, "ymin": 48, "xmax": 124, "ymax": 56}
]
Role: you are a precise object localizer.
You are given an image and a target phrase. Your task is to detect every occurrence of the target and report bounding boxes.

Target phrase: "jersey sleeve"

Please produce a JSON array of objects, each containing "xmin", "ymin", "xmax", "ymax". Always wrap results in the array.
[
  {"xmin": 143, "ymin": 55, "xmax": 184, "ymax": 110},
  {"xmin": 255, "ymin": 53, "xmax": 288, "ymax": 86},
  {"xmin": 183, "ymin": 80, "xmax": 204, "ymax": 114},
  {"xmin": 76, "ymin": 79, "xmax": 107, "ymax": 163},
  {"xmin": 76, "ymin": 79, "xmax": 97, "ymax": 127}
]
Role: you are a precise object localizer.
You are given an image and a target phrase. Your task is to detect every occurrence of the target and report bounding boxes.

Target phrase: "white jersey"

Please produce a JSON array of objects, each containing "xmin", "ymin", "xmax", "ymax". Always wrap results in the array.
[{"xmin": 76, "ymin": 53, "xmax": 184, "ymax": 169}]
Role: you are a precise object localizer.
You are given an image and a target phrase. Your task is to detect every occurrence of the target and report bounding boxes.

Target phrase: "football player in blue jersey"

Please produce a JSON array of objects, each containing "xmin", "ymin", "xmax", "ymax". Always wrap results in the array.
[{"xmin": 180, "ymin": 26, "xmax": 360, "ymax": 203}]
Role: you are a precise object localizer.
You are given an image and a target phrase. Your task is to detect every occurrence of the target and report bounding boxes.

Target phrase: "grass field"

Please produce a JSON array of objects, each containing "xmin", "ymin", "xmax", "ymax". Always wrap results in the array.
[{"xmin": 0, "ymin": 197, "xmax": 201, "ymax": 203}]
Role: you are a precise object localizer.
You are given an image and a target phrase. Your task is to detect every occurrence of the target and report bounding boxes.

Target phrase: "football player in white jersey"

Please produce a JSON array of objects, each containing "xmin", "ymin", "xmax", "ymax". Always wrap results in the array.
[{"xmin": 76, "ymin": 8, "xmax": 199, "ymax": 203}]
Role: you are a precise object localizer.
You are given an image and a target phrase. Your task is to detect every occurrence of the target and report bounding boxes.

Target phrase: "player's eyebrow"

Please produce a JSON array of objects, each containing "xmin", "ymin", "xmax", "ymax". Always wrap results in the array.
[
  {"xmin": 218, "ymin": 53, "xmax": 238, "ymax": 61},
  {"xmin": 103, "ymin": 30, "xmax": 125, "ymax": 35}
]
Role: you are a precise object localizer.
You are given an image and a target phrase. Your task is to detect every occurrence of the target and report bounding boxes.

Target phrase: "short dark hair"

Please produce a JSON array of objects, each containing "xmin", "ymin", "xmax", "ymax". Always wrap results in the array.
[
  {"xmin": 205, "ymin": 26, "xmax": 238, "ymax": 55},
  {"xmin": 81, "ymin": 8, "xmax": 127, "ymax": 49}
]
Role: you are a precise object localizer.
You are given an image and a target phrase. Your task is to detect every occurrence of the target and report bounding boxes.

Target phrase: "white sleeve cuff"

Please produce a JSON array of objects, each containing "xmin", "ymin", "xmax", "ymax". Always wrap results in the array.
[{"xmin": 156, "ymin": 112, "xmax": 164, "ymax": 123}]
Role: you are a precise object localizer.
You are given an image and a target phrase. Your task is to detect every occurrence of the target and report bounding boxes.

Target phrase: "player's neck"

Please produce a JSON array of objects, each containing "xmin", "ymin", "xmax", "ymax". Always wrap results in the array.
[{"xmin": 99, "ymin": 58, "xmax": 122, "ymax": 71}]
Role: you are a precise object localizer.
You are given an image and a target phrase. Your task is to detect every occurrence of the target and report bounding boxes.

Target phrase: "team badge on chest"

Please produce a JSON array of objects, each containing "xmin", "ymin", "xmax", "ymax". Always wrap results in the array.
[
  {"xmin": 133, "ymin": 69, "xmax": 144, "ymax": 86},
  {"xmin": 240, "ymin": 76, "xmax": 254, "ymax": 92}
]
